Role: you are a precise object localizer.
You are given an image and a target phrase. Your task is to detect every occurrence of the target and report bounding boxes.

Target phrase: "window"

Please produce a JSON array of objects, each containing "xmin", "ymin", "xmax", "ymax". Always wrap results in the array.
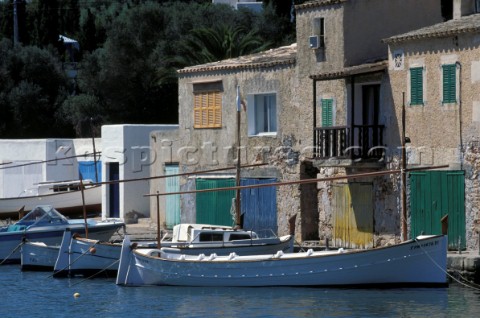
[
  {"xmin": 199, "ymin": 232, "xmax": 224, "ymax": 242},
  {"xmin": 247, "ymin": 93, "xmax": 277, "ymax": 136},
  {"xmin": 410, "ymin": 67, "xmax": 424, "ymax": 105},
  {"xmin": 313, "ymin": 17, "xmax": 325, "ymax": 48},
  {"xmin": 442, "ymin": 64, "xmax": 456, "ymax": 104},
  {"xmin": 321, "ymin": 98, "xmax": 333, "ymax": 126},
  {"xmin": 193, "ymin": 81, "xmax": 223, "ymax": 128}
]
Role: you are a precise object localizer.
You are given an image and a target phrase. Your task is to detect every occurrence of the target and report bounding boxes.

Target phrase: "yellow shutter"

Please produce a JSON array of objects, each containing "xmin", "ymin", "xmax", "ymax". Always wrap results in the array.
[{"xmin": 194, "ymin": 91, "xmax": 222, "ymax": 128}]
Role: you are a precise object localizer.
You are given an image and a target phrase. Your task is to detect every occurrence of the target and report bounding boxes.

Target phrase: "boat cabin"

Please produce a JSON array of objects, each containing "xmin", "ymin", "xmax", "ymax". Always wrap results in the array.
[{"xmin": 171, "ymin": 223, "xmax": 258, "ymax": 244}]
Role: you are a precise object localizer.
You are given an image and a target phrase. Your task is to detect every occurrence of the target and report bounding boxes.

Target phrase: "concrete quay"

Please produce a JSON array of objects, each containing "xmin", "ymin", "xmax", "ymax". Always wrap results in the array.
[{"xmin": 447, "ymin": 251, "xmax": 480, "ymax": 285}]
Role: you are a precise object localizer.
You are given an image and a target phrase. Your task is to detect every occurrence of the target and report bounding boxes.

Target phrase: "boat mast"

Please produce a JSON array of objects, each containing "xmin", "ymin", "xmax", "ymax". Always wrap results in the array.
[
  {"xmin": 90, "ymin": 117, "xmax": 98, "ymax": 183},
  {"xmin": 401, "ymin": 93, "xmax": 407, "ymax": 241},
  {"xmin": 235, "ymin": 85, "xmax": 242, "ymax": 229},
  {"xmin": 80, "ymin": 176, "xmax": 89, "ymax": 238}
]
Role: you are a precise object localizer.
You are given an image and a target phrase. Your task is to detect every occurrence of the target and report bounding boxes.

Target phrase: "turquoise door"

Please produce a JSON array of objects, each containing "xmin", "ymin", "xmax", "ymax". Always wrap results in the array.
[{"xmin": 165, "ymin": 165, "xmax": 180, "ymax": 229}]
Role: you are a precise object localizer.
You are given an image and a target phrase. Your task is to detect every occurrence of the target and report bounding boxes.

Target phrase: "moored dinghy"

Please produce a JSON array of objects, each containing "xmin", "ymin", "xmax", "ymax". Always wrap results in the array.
[{"xmin": 116, "ymin": 235, "xmax": 448, "ymax": 287}]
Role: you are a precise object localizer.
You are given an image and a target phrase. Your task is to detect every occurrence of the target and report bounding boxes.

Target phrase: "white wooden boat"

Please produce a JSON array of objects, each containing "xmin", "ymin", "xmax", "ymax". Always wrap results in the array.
[
  {"xmin": 116, "ymin": 235, "xmax": 448, "ymax": 287},
  {"xmin": 49, "ymin": 224, "xmax": 293, "ymax": 277},
  {"xmin": 1, "ymin": 205, "xmax": 124, "ymax": 264},
  {"xmin": 21, "ymin": 241, "xmax": 61, "ymax": 271},
  {"xmin": 53, "ymin": 230, "xmax": 122, "ymax": 277},
  {"xmin": 0, "ymin": 179, "xmax": 101, "ymax": 218}
]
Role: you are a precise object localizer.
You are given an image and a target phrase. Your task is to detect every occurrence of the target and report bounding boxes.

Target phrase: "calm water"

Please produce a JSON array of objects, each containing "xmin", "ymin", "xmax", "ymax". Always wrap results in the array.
[{"xmin": 1, "ymin": 265, "xmax": 479, "ymax": 318}]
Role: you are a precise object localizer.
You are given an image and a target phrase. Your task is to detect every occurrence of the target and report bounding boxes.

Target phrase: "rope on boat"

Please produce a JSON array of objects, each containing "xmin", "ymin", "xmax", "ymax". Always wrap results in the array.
[
  {"xmin": 47, "ymin": 241, "xmax": 99, "ymax": 278},
  {"xmin": 69, "ymin": 259, "xmax": 120, "ymax": 287},
  {"xmin": 0, "ymin": 240, "xmax": 25, "ymax": 265},
  {"xmin": 414, "ymin": 238, "xmax": 480, "ymax": 291}
]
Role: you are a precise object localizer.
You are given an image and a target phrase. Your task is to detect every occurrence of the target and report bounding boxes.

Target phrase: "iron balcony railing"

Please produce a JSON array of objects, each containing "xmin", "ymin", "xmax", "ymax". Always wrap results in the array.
[{"xmin": 314, "ymin": 125, "xmax": 385, "ymax": 160}]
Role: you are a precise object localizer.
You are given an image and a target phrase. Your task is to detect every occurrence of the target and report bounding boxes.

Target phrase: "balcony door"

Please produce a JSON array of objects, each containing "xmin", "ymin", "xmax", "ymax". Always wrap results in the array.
[{"xmin": 362, "ymin": 85, "xmax": 380, "ymax": 153}]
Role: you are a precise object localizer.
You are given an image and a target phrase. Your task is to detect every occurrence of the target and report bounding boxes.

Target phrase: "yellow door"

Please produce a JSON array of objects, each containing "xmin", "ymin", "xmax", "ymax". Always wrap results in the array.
[{"xmin": 333, "ymin": 182, "xmax": 373, "ymax": 248}]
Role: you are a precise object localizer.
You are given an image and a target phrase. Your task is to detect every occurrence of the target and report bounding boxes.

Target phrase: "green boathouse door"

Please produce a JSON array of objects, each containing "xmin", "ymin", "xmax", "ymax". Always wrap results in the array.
[
  {"xmin": 410, "ymin": 170, "xmax": 465, "ymax": 250},
  {"xmin": 196, "ymin": 178, "xmax": 236, "ymax": 226}
]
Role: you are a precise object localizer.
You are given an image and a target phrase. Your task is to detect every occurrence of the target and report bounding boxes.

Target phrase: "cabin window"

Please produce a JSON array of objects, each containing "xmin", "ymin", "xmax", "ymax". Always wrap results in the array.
[
  {"xmin": 410, "ymin": 67, "xmax": 424, "ymax": 106},
  {"xmin": 247, "ymin": 93, "xmax": 277, "ymax": 136},
  {"xmin": 321, "ymin": 98, "xmax": 333, "ymax": 126},
  {"xmin": 193, "ymin": 81, "xmax": 223, "ymax": 128},
  {"xmin": 442, "ymin": 64, "xmax": 457, "ymax": 104},
  {"xmin": 229, "ymin": 234, "xmax": 252, "ymax": 241},
  {"xmin": 198, "ymin": 232, "xmax": 223, "ymax": 242}
]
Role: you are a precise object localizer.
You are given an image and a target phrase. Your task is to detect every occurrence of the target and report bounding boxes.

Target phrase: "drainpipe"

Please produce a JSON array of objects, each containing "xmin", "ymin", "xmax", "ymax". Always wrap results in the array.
[
  {"xmin": 313, "ymin": 79, "xmax": 317, "ymax": 157},
  {"xmin": 456, "ymin": 61, "xmax": 463, "ymax": 170}
]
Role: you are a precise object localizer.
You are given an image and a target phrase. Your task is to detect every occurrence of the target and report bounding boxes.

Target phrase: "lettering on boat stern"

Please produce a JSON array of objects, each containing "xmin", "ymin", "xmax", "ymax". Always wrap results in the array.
[{"xmin": 410, "ymin": 239, "xmax": 439, "ymax": 250}]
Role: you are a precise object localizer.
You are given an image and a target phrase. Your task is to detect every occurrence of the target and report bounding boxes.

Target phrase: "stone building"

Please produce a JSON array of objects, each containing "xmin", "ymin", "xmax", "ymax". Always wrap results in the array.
[
  {"xmin": 384, "ymin": 0, "xmax": 480, "ymax": 250},
  {"xmin": 149, "ymin": 0, "xmax": 452, "ymax": 247},
  {"xmin": 295, "ymin": 0, "xmax": 444, "ymax": 248}
]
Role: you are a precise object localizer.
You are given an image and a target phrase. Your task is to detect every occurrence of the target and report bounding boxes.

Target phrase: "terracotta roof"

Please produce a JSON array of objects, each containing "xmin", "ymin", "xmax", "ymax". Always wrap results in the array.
[
  {"xmin": 310, "ymin": 60, "xmax": 388, "ymax": 80},
  {"xmin": 177, "ymin": 44, "xmax": 296, "ymax": 75},
  {"xmin": 384, "ymin": 14, "xmax": 480, "ymax": 43},
  {"xmin": 295, "ymin": 0, "xmax": 346, "ymax": 10}
]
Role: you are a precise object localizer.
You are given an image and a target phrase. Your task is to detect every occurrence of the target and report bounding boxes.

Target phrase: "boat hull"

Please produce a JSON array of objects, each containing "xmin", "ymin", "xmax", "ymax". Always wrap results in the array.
[
  {"xmin": 54, "ymin": 234, "xmax": 121, "ymax": 278},
  {"xmin": 21, "ymin": 242, "xmax": 59, "ymax": 271},
  {"xmin": 0, "ymin": 186, "xmax": 101, "ymax": 218},
  {"xmin": 117, "ymin": 235, "xmax": 448, "ymax": 287}
]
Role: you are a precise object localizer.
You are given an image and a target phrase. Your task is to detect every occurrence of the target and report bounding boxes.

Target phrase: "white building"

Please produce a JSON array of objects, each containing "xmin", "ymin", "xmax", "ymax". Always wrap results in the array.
[
  {"xmin": 101, "ymin": 124, "xmax": 178, "ymax": 220},
  {"xmin": 0, "ymin": 138, "xmax": 99, "ymax": 198}
]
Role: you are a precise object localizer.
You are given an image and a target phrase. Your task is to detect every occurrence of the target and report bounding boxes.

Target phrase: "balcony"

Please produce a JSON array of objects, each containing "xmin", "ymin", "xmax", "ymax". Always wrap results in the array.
[{"xmin": 314, "ymin": 125, "xmax": 385, "ymax": 162}]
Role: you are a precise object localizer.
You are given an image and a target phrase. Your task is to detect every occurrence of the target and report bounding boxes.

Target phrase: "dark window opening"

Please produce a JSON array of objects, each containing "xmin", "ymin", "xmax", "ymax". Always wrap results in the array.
[
  {"xmin": 229, "ymin": 234, "xmax": 252, "ymax": 241},
  {"xmin": 441, "ymin": 0, "xmax": 453, "ymax": 21},
  {"xmin": 199, "ymin": 232, "xmax": 224, "ymax": 242}
]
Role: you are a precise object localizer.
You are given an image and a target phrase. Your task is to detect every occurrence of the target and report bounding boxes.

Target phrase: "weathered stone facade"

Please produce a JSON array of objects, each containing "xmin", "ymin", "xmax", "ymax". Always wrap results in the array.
[
  {"xmin": 385, "ymin": 10, "xmax": 480, "ymax": 250},
  {"xmin": 149, "ymin": 0, "xmax": 470, "ymax": 249}
]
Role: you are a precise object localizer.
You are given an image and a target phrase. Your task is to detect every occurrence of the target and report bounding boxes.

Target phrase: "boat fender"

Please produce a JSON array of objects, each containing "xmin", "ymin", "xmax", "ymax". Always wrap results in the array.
[
  {"xmin": 337, "ymin": 248, "xmax": 344, "ymax": 253},
  {"xmin": 197, "ymin": 253, "xmax": 205, "ymax": 261},
  {"xmin": 89, "ymin": 247, "xmax": 96, "ymax": 254},
  {"xmin": 274, "ymin": 251, "xmax": 284, "ymax": 259},
  {"xmin": 228, "ymin": 252, "xmax": 237, "ymax": 260},
  {"xmin": 180, "ymin": 254, "xmax": 185, "ymax": 260},
  {"xmin": 208, "ymin": 253, "xmax": 217, "ymax": 261},
  {"xmin": 306, "ymin": 249, "xmax": 314, "ymax": 256}
]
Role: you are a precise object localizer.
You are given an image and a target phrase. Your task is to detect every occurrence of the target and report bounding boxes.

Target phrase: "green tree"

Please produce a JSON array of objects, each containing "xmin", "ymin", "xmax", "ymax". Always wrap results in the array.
[
  {"xmin": 27, "ymin": 0, "xmax": 60, "ymax": 49},
  {"xmin": 176, "ymin": 24, "xmax": 270, "ymax": 66},
  {"xmin": 0, "ymin": 40, "xmax": 71, "ymax": 137}
]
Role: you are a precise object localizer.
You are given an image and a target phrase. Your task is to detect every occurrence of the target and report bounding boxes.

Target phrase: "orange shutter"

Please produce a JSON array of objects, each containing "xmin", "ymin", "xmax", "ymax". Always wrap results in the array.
[{"xmin": 194, "ymin": 91, "xmax": 222, "ymax": 128}]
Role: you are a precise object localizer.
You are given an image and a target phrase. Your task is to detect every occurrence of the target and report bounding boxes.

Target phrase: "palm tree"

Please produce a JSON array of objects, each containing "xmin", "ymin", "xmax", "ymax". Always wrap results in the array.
[{"xmin": 175, "ymin": 24, "xmax": 271, "ymax": 66}]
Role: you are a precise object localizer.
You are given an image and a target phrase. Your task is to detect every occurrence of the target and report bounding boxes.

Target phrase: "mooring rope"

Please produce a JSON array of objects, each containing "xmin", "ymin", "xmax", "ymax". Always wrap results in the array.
[
  {"xmin": 0, "ymin": 240, "xmax": 24, "ymax": 265},
  {"xmin": 414, "ymin": 237, "xmax": 480, "ymax": 291},
  {"xmin": 47, "ymin": 240, "xmax": 99, "ymax": 278},
  {"xmin": 69, "ymin": 259, "xmax": 120, "ymax": 287}
]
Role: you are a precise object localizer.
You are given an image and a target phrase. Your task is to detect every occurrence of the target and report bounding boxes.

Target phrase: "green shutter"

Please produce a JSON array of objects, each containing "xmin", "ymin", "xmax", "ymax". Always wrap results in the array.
[
  {"xmin": 442, "ymin": 64, "xmax": 456, "ymax": 104},
  {"xmin": 410, "ymin": 67, "xmax": 423, "ymax": 105},
  {"xmin": 321, "ymin": 99, "xmax": 333, "ymax": 127}
]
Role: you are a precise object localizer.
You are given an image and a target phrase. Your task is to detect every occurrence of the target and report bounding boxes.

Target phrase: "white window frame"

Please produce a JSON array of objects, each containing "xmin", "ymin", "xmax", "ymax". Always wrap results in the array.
[{"xmin": 247, "ymin": 93, "xmax": 278, "ymax": 137}]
